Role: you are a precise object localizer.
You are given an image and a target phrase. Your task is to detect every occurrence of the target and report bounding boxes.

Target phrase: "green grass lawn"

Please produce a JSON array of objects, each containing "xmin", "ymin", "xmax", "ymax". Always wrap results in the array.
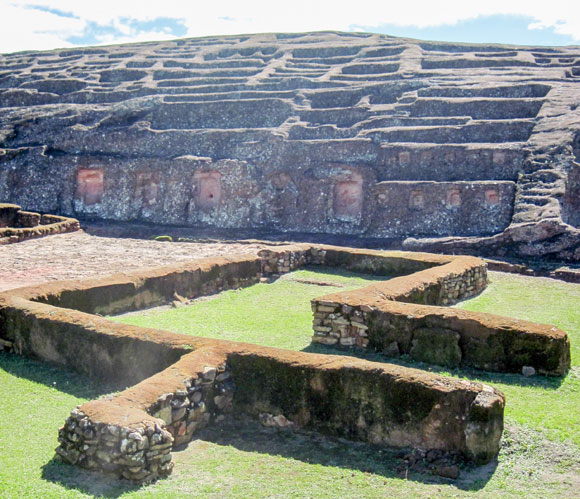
[
  {"xmin": 1, "ymin": 269, "xmax": 579, "ymax": 498},
  {"xmin": 111, "ymin": 267, "xmax": 384, "ymax": 351},
  {"xmin": 455, "ymin": 272, "xmax": 580, "ymax": 444}
]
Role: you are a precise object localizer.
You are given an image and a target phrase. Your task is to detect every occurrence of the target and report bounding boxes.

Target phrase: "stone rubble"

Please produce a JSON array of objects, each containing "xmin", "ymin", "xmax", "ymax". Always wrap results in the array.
[
  {"xmin": 57, "ymin": 412, "xmax": 174, "ymax": 481},
  {"xmin": 259, "ymin": 413, "xmax": 295, "ymax": 429}
]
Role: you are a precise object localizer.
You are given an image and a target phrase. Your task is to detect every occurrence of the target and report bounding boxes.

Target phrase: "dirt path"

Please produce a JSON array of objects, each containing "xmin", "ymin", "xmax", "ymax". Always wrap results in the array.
[{"xmin": 0, "ymin": 231, "xmax": 270, "ymax": 292}]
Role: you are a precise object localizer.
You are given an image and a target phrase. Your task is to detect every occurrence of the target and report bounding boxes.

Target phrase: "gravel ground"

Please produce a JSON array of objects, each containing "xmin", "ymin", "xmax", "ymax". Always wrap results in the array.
[{"xmin": 0, "ymin": 231, "xmax": 270, "ymax": 292}]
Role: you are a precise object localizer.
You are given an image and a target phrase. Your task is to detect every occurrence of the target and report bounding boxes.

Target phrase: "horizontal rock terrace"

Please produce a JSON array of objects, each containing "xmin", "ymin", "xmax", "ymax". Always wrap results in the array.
[
  {"xmin": 0, "ymin": 32, "xmax": 579, "ymax": 259},
  {"xmin": 0, "ymin": 244, "xmax": 570, "ymax": 482}
]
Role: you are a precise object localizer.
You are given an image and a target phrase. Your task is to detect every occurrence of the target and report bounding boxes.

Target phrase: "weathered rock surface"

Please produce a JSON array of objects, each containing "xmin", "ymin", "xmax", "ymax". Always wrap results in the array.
[{"xmin": 0, "ymin": 32, "xmax": 579, "ymax": 259}]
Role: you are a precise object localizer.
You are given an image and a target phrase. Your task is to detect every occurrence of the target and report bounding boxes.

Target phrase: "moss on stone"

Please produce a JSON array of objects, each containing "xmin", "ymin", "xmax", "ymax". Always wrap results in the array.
[{"xmin": 410, "ymin": 327, "xmax": 462, "ymax": 369}]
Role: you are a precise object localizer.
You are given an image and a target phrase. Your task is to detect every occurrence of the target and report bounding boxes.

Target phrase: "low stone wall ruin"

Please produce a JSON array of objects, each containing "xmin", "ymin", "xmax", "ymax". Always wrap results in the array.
[
  {"xmin": 0, "ymin": 203, "xmax": 80, "ymax": 244},
  {"xmin": 309, "ymin": 248, "xmax": 569, "ymax": 375},
  {"xmin": 54, "ymin": 342, "xmax": 506, "ymax": 480},
  {"xmin": 57, "ymin": 346, "xmax": 234, "ymax": 481},
  {"xmin": 0, "ymin": 244, "xmax": 571, "ymax": 482}
]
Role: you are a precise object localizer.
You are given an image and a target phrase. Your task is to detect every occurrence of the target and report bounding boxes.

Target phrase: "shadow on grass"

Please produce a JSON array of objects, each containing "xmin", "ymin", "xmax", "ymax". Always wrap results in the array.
[
  {"xmin": 2, "ymin": 351, "xmax": 499, "ymax": 495},
  {"xmin": 0, "ymin": 351, "xmax": 118, "ymax": 398},
  {"xmin": 296, "ymin": 265, "xmax": 393, "ymax": 280},
  {"xmin": 1, "ymin": 352, "xmax": 136, "ymax": 497},
  {"xmin": 265, "ymin": 266, "xmax": 394, "ymax": 288},
  {"xmin": 302, "ymin": 343, "xmax": 566, "ymax": 390},
  {"xmin": 186, "ymin": 416, "xmax": 498, "ymax": 492},
  {"xmin": 81, "ymin": 219, "xmax": 403, "ymax": 249},
  {"xmin": 39, "ymin": 417, "xmax": 498, "ymax": 496},
  {"xmin": 41, "ymin": 457, "xmax": 143, "ymax": 498}
]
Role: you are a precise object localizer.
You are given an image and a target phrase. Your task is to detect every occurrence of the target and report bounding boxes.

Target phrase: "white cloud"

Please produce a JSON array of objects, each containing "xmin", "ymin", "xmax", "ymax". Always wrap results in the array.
[
  {"xmin": 93, "ymin": 31, "xmax": 180, "ymax": 47},
  {"xmin": 0, "ymin": 3, "xmax": 84, "ymax": 53},
  {"xmin": 0, "ymin": 0, "xmax": 579, "ymax": 53}
]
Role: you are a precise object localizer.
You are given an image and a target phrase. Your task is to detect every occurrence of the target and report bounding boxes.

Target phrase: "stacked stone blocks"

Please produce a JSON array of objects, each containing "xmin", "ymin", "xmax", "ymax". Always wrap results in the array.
[
  {"xmin": 307, "ymin": 248, "xmax": 568, "ymax": 375},
  {"xmin": 57, "ymin": 353, "xmax": 235, "ymax": 481}
]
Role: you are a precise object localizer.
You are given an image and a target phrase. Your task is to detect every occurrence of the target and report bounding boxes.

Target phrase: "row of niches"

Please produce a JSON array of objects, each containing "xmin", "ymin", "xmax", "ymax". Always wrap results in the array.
[
  {"xmin": 387, "ymin": 148, "xmax": 517, "ymax": 167},
  {"xmin": 372, "ymin": 147, "xmax": 523, "ymax": 182},
  {"xmin": 78, "ymin": 171, "xmax": 500, "ymax": 208},
  {"xmin": 75, "ymin": 168, "xmax": 507, "ymax": 209},
  {"xmin": 71, "ymin": 168, "xmax": 515, "ymax": 237},
  {"xmin": 75, "ymin": 169, "xmax": 221, "ymax": 210},
  {"xmin": 405, "ymin": 187, "xmax": 501, "ymax": 209}
]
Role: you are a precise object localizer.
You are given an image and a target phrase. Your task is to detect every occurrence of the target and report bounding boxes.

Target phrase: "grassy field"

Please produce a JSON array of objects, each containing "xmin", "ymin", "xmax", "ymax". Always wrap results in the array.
[
  {"xmin": 1, "ymin": 269, "xmax": 579, "ymax": 498},
  {"xmin": 455, "ymin": 273, "xmax": 580, "ymax": 444},
  {"xmin": 112, "ymin": 267, "xmax": 384, "ymax": 351}
]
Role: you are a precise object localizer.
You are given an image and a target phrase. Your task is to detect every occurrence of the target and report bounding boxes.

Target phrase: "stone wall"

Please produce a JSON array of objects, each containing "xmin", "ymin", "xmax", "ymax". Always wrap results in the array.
[
  {"xmin": 312, "ymin": 248, "xmax": 487, "ymax": 305},
  {"xmin": 33, "ymin": 255, "xmax": 262, "ymax": 316},
  {"xmin": 55, "ymin": 343, "xmax": 505, "ymax": 482},
  {"xmin": 258, "ymin": 246, "xmax": 312, "ymax": 274},
  {"xmin": 0, "ymin": 203, "xmax": 17, "ymax": 226},
  {"xmin": 0, "ymin": 203, "xmax": 80, "ymax": 244},
  {"xmin": 57, "ymin": 346, "xmax": 234, "ymax": 481},
  {"xmin": 228, "ymin": 346, "xmax": 504, "ymax": 465},
  {"xmin": 0, "ymin": 245, "xmax": 571, "ymax": 482},
  {"xmin": 311, "ymin": 299, "xmax": 569, "ymax": 375},
  {"xmin": 58, "ymin": 409, "xmax": 175, "ymax": 481},
  {"xmin": 309, "ymin": 252, "xmax": 569, "ymax": 375},
  {"xmin": 1, "ymin": 156, "xmax": 517, "ymax": 238}
]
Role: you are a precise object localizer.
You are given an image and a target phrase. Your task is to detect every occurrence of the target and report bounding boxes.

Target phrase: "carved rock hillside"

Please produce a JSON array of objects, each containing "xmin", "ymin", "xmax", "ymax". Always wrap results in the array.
[{"xmin": 0, "ymin": 31, "xmax": 579, "ymax": 259}]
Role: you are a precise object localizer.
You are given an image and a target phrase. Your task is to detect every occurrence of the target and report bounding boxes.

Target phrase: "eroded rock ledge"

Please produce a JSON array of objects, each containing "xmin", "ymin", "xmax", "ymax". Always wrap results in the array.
[{"xmin": 0, "ymin": 32, "xmax": 579, "ymax": 259}]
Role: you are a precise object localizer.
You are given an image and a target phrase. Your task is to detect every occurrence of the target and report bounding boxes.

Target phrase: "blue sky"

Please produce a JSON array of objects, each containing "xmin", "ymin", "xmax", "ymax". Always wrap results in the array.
[
  {"xmin": 360, "ymin": 15, "xmax": 577, "ymax": 47},
  {"xmin": 1, "ymin": 1, "xmax": 578, "ymax": 53}
]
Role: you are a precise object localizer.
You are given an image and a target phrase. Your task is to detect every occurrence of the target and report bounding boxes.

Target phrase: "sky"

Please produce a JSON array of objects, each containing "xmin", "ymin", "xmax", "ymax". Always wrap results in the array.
[{"xmin": 1, "ymin": 1, "xmax": 579, "ymax": 54}]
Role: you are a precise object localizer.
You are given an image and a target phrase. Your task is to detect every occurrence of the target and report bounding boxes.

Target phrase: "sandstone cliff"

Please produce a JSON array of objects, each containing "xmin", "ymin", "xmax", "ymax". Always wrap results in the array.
[{"xmin": 0, "ymin": 32, "xmax": 579, "ymax": 259}]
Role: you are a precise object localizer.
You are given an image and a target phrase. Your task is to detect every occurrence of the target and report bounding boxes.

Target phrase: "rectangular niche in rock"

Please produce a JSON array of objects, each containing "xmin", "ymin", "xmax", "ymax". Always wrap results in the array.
[
  {"xmin": 194, "ymin": 171, "xmax": 221, "ymax": 210},
  {"xmin": 333, "ymin": 174, "xmax": 363, "ymax": 222},
  {"xmin": 75, "ymin": 169, "xmax": 104, "ymax": 206},
  {"xmin": 135, "ymin": 172, "xmax": 160, "ymax": 207}
]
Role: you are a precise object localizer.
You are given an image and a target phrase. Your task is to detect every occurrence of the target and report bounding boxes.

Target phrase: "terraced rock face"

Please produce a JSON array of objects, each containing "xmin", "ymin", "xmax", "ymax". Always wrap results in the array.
[{"xmin": 0, "ymin": 31, "xmax": 579, "ymax": 260}]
